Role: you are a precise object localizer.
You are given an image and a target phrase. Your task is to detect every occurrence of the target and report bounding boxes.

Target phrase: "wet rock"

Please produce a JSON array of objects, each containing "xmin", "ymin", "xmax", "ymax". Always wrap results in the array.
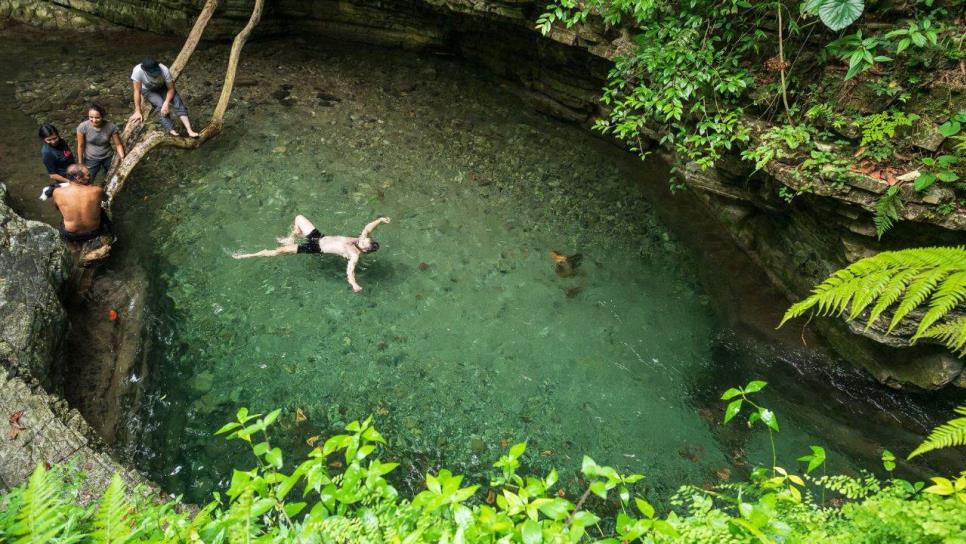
[
  {"xmin": 0, "ymin": 183, "xmax": 69, "ymax": 389},
  {"xmin": 0, "ymin": 371, "xmax": 151, "ymax": 494}
]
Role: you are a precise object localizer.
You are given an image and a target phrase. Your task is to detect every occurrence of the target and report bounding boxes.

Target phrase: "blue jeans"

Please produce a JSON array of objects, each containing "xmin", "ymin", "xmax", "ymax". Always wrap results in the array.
[
  {"xmin": 85, "ymin": 155, "xmax": 113, "ymax": 184},
  {"xmin": 144, "ymin": 88, "xmax": 189, "ymax": 132}
]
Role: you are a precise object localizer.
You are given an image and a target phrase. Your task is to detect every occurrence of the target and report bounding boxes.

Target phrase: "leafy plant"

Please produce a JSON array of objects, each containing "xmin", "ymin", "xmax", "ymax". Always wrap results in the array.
[
  {"xmin": 803, "ymin": 0, "xmax": 865, "ymax": 32},
  {"xmin": 854, "ymin": 110, "xmax": 919, "ymax": 147},
  {"xmin": 874, "ymin": 185, "xmax": 902, "ymax": 239},
  {"xmin": 4, "ymin": 398, "xmax": 966, "ymax": 543},
  {"xmin": 780, "ymin": 246, "xmax": 966, "ymax": 355},
  {"xmin": 916, "ymin": 154, "xmax": 960, "ymax": 192},
  {"xmin": 827, "ymin": 31, "xmax": 892, "ymax": 80},
  {"xmin": 885, "ymin": 19, "xmax": 941, "ymax": 54},
  {"xmin": 742, "ymin": 124, "xmax": 814, "ymax": 171},
  {"xmin": 909, "ymin": 404, "xmax": 966, "ymax": 459}
]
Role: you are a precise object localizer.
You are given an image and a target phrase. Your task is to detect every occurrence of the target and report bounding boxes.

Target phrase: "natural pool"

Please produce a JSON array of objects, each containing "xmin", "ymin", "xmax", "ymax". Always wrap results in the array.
[{"xmin": 101, "ymin": 39, "xmax": 949, "ymax": 502}]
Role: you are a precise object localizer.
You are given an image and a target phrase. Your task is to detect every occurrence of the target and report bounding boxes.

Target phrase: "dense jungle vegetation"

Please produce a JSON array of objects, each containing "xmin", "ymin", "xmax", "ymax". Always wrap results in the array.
[
  {"xmin": 539, "ymin": 0, "xmax": 966, "ymax": 237},
  {"xmin": 2, "ymin": 388, "xmax": 964, "ymax": 542}
]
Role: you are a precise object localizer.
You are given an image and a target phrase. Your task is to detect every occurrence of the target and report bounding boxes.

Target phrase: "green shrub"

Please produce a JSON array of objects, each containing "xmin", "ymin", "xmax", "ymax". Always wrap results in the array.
[{"xmin": 2, "ymin": 388, "xmax": 965, "ymax": 543}]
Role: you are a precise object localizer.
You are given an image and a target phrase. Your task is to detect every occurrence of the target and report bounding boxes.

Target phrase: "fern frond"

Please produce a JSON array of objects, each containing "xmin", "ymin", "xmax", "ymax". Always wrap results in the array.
[
  {"xmin": 908, "ymin": 404, "xmax": 966, "ymax": 459},
  {"xmin": 921, "ymin": 317, "xmax": 966, "ymax": 356},
  {"xmin": 93, "ymin": 474, "xmax": 132, "ymax": 544},
  {"xmin": 874, "ymin": 187, "xmax": 901, "ymax": 239},
  {"xmin": 11, "ymin": 464, "xmax": 70, "ymax": 544},
  {"xmin": 887, "ymin": 266, "xmax": 952, "ymax": 333},
  {"xmin": 781, "ymin": 247, "xmax": 966, "ymax": 355},
  {"xmin": 866, "ymin": 267, "xmax": 921, "ymax": 327},
  {"xmin": 914, "ymin": 271, "xmax": 966, "ymax": 339}
]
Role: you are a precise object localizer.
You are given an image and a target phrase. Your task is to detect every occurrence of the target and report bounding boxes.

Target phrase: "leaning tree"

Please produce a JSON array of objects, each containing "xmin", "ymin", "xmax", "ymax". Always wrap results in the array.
[{"xmin": 80, "ymin": 0, "xmax": 264, "ymax": 263}]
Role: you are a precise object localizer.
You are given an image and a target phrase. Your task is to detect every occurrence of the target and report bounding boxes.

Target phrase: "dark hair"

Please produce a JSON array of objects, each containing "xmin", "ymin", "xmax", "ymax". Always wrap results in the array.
[
  {"xmin": 366, "ymin": 241, "xmax": 380, "ymax": 253},
  {"xmin": 66, "ymin": 163, "xmax": 88, "ymax": 182},
  {"xmin": 38, "ymin": 124, "xmax": 60, "ymax": 140},
  {"xmin": 88, "ymin": 104, "xmax": 106, "ymax": 117}
]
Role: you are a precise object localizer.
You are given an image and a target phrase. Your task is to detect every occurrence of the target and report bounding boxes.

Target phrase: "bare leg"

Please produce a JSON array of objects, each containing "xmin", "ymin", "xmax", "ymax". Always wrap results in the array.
[
  {"xmin": 179, "ymin": 115, "xmax": 200, "ymax": 138},
  {"xmin": 294, "ymin": 215, "xmax": 317, "ymax": 236},
  {"xmin": 278, "ymin": 215, "xmax": 316, "ymax": 244},
  {"xmin": 232, "ymin": 245, "xmax": 297, "ymax": 259}
]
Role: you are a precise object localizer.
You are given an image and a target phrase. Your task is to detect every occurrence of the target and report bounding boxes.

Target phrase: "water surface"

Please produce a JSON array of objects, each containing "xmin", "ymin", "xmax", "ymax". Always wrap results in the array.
[{"xmin": 94, "ymin": 38, "xmax": 953, "ymax": 501}]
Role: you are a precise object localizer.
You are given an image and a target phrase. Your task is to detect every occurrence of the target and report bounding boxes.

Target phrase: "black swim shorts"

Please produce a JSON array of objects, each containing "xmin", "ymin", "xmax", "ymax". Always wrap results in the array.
[
  {"xmin": 296, "ymin": 229, "xmax": 324, "ymax": 254},
  {"xmin": 58, "ymin": 211, "xmax": 113, "ymax": 243}
]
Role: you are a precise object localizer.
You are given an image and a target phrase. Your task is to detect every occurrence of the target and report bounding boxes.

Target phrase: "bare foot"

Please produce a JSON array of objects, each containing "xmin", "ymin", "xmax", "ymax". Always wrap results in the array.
[
  {"xmin": 169, "ymin": 130, "xmax": 179, "ymax": 137},
  {"xmin": 187, "ymin": 130, "xmax": 200, "ymax": 138}
]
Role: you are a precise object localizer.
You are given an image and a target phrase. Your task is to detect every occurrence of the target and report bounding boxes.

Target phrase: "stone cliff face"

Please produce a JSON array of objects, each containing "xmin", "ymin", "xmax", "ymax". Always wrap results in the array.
[
  {"xmin": 2, "ymin": 0, "xmax": 963, "ymax": 391},
  {"xmin": 0, "ymin": 182, "xmax": 68, "ymax": 389},
  {"xmin": 0, "ymin": 183, "xmax": 149, "ymax": 491}
]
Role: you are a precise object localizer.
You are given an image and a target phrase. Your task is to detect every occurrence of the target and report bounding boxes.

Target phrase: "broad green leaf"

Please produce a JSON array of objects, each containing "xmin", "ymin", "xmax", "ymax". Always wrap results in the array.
[
  {"xmin": 881, "ymin": 449, "xmax": 896, "ymax": 471},
  {"xmin": 744, "ymin": 380, "xmax": 767, "ymax": 393},
  {"xmin": 797, "ymin": 446, "xmax": 827, "ymax": 474},
  {"xmin": 589, "ymin": 480, "xmax": 608, "ymax": 499},
  {"xmin": 724, "ymin": 400, "xmax": 743, "ymax": 424},
  {"xmin": 939, "ymin": 120, "xmax": 961, "ymax": 138},
  {"xmin": 759, "ymin": 409, "xmax": 780, "ymax": 432},
  {"xmin": 635, "ymin": 497, "xmax": 655, "ymax": 518},
  {"xmin": 214, "ymin": 421, "xmax": 240, "ymax": 435},
  {"xmin": 537, "ymin": 498, "xmax": 571, "ymax": 520},
  {"xmin": 819, "ymin": 0, "xmax": 864, "ymax": 31},
  {"xmin": 521, "ymin": 519, "xmax": 542, "ymax": 544},
  {"xmin": 914, "ymin": 172, "xmax": 937, "ymax": 191},
  {"xmin": 721, "ymin": 387, "xmax": 742, "ymax": 400}
]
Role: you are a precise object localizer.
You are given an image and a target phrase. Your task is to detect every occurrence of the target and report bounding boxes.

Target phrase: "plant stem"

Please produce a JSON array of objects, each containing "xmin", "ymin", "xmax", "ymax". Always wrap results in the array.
[
  {"xmin": 566, "ymin": 486, "xmax": 594, "ymax": 527},
  {"xmin": 777, "ymin": 1, "xmax": 794, "ymax": 125}
]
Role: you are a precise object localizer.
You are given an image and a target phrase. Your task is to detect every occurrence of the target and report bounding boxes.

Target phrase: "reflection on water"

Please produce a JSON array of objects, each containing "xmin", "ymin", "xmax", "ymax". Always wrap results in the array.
[{"xmin": 103, "ymin": 39, "xmax": 955, "ymax": 502}]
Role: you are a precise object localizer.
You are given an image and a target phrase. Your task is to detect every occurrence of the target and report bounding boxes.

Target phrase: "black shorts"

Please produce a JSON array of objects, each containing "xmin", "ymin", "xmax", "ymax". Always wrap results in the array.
[
  {"xmin": 296, "ymin": 229, "xmax": 324, "ymax": 254},
  {"xmin": 59, "ymin": 211, "xmax": 113, "ymax": 242}
]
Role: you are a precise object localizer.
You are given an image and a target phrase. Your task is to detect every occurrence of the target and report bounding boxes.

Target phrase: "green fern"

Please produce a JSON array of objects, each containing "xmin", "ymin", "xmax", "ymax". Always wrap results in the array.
[
  {"xmin": 780, "ymin": 246, "xmax": 966, "ymax": 355},
  {"xmin": 874, "ymin": 186, "xmax": 901, "ymax": 239},
  {"xmin": 908, "ymin": 404, "xmax": 966, "ymax": 459},
  {"xmin": 92, "ymin": 474, "xmax": 132, "ymax": 544},
  {"xmin": 10, "ymin": 464, "xmax": 72, "ymax": 544}
]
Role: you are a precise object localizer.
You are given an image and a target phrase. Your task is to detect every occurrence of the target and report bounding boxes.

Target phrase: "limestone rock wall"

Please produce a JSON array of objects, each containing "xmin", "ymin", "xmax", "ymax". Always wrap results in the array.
[
  {"xmin": 0, "ymin": 183, "xmax": 152, "ymax": 493},
  {"xmin": 0, "ymin": 182, "xmax": 68, "ymax": 389}
]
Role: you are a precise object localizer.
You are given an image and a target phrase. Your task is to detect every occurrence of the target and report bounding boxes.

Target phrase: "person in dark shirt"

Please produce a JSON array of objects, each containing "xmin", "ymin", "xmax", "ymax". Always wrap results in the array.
[{"xmin": 39, "ymin": 124, "xmax": 75, "ymax": 184}]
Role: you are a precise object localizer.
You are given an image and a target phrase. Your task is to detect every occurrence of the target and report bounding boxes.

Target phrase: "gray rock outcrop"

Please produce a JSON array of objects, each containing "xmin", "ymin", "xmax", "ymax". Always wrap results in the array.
[{"xmin": 0, "ymin": 182, "xmax": 68, "ymax": 389}]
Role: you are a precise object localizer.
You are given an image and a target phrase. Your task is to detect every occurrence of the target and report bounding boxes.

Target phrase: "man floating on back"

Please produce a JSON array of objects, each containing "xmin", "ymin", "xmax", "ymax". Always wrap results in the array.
[{"xmin": 233, "ymin": 215, "xmax": 390, "ymax": 292}]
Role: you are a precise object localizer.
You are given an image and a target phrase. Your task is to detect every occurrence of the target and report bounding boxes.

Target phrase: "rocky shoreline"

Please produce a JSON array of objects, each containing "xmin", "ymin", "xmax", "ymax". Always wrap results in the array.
[{"xmin": 0, "ymin": 183, "xmax": 149, "ymax": 493}]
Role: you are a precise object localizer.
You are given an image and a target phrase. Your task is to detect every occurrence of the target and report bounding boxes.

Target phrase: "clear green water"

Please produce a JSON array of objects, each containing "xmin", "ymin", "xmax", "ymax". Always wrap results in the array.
[{"xmin": 114, "ymin": 42, "xmax": 943, "ymax": 502}]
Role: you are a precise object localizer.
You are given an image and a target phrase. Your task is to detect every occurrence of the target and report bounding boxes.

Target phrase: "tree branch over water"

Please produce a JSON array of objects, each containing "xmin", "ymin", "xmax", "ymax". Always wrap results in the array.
[{"xmin": 105, "ymin": 0, "xmax": 264, "ymax": 206}]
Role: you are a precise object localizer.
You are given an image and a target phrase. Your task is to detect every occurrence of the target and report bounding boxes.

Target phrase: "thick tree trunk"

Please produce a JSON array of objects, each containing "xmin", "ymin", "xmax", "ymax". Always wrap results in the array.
[{"xmin": 105, "ymin": 0, "xmax": 264, "ymax": 205}]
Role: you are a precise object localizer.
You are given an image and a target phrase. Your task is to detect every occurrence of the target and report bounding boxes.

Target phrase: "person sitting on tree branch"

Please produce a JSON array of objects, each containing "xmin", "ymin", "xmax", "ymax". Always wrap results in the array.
[
  {"xmin": 129, "ymin": 57, "xmax": 200, "ymax": 138},
  {"xmin": 233, "ymin": 215, "xmax": 390, "ymax": 293}
]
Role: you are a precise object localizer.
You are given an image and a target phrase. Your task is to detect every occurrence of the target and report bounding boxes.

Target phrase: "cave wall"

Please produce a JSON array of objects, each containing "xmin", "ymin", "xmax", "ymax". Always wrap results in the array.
[{"xmin": 2, "ymin": 0, "xmax": 963, "ymax": 391}]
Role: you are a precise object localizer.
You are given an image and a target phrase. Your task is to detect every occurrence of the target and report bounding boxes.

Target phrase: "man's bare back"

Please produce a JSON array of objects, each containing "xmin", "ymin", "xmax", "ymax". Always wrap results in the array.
[{"xmin": 53, "ymin": 183, "xmax": 104, "ymax": 232}]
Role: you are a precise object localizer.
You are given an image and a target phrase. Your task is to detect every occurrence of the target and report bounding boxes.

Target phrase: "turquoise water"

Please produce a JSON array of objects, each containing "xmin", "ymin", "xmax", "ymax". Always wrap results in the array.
[{"xmin": 114, "ymin": 42, "xmax": 942, "ymax": 502}]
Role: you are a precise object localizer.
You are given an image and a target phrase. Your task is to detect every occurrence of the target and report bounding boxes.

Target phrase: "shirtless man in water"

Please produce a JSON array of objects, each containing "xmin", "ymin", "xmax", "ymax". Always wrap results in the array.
[
  {"xmin": 51, "ymin": 164, "xmax": 111, "ymax": 243},
  {"xmin": 233, "ymin": 215, "xmax": 390, "ymax": 292}
]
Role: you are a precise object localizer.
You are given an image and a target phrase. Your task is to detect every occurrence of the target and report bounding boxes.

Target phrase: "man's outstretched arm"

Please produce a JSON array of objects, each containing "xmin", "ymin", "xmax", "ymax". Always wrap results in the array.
[
  {"xmin": 346, "ymin": 254, "xmax": 363, "ymax": 292},
  {"xmin": 360, "ymin": 216, "xmax": 390, "ymax": 239}
]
